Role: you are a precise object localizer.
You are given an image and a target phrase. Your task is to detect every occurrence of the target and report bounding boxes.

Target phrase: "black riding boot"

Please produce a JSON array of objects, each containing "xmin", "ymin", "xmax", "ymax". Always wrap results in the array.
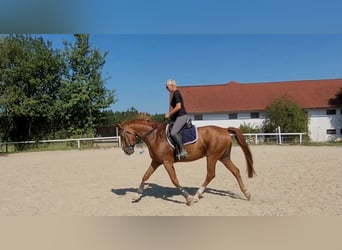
[{"xmin": 172, "ymin": 133, "xmax": 188, "ymax": 159}]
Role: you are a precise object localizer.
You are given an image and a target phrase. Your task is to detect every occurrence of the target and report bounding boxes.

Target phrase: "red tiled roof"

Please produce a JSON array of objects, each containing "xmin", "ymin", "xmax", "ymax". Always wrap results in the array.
[{"xmin": 178, "ymin": 79, "xmax": 342, "ymax": 113}]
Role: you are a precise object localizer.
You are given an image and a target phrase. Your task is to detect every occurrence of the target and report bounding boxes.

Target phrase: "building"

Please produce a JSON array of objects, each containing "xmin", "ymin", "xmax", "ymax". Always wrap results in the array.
[{"xmin": 178, "ymin": 79, "xmax": 342, "ymax": 142}]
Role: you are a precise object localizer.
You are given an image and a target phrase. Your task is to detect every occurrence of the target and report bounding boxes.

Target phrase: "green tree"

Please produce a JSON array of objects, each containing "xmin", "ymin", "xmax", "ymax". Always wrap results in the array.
[
  {"xmin": 60, "ymin": 34, "xmax": 116, "ymax": 136},
  {"xmin": 263, "ymin": 95, "xmax": 308, "ymax": 133},
  {"xmin": 98, "ymin": 108, "xmax": 166, "ymax": 126},
  {"xmin": 0, "ymin": 34, "xmax": 65, "ymax": 142},
  {"xmin": 151, "ymin": 113, "xmax": 167, "ymax": 123},
  {"xmin": 239, "ymin": 122, "xmax": 261, "ymax": 133},
  {"xmin": 329, "ymin": 88, "xmax": 342, "ymax": 134},
  {"xmin": 110, "ymin": 107, "xmax": 140, "ymax": 124},
  {"xmin": 329, "ymin": 88, "xmax": 342, "ymax": 107}
]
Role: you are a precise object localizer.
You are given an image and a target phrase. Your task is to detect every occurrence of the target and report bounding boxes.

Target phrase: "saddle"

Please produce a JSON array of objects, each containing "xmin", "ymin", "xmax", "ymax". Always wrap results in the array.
[{"xmin": 166, "ymin": 118, "xmax": 198, "ymax": 149}]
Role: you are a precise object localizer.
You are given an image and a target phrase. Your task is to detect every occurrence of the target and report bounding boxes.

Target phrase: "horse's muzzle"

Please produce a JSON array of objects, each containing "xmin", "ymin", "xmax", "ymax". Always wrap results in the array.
[{"xmin": 123, "ymin": 145, "xmax": 135, "ymax": 155}]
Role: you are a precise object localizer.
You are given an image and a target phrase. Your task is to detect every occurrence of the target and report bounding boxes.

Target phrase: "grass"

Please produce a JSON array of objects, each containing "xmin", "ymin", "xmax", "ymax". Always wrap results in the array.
[
  {"xmin": 2, "ymin": 138, "xmax": 341, "ymax": 154},
  {"xmin": 0, "ymin": 141, "xmax": 96, "ymax": 154},
  {"xmin": 303, "ymin": 141, "xmax": 342, "ymax": 147}
]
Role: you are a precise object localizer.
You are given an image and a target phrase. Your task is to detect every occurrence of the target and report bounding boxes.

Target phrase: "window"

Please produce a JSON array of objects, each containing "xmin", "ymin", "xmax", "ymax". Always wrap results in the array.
[
  {"xmin": 194, "ymin": 114, "xmax": 203, "ymax": 120},
  {"xmin": 251, "ymin": 112, "xmax": 260, "ymax": 118},
  {"xmin": 326, "ymin": 129, "xmax": 336, "ymax": 135},
  {"xmin": 229, "ymin": 113, "xmax": 238, "ymax": 119},
  {"xmin": 326, "ymin": 109, "xmax": 336, "ymax": 115}
]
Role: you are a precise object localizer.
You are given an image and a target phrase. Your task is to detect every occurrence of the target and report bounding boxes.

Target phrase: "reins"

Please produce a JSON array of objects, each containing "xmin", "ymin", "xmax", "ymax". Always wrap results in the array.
[{"xmin": 139, "ymin": 126, "xmax": 159, "ymax": 140}]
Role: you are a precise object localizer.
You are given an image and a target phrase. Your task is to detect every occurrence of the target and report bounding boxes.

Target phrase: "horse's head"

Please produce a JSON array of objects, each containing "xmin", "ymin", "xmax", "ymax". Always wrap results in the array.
[{"xmin": 117, "ymin": 124, "xmax": 137, "ymax": 155}]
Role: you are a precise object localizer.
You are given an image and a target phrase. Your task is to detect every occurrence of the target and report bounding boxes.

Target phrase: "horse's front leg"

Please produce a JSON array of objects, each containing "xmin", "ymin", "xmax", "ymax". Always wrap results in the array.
[
  {"xmin": 193, "ymin": 157, "xmax": 217, "ymax": 202},
  {"xmin": 132, "ymin": 160, "xmax": 161, "ymax": 202},
  {"xmin": 194, "ymin": 186, "xmax": 205, "ymax": 202},
  {"xmin": 163, "ymin": 162, "xmax": 194, "ymax": 206}
]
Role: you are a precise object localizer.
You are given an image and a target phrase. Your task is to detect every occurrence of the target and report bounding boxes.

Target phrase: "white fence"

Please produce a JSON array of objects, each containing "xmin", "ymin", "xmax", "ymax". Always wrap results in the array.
[
  {"xmin": 0, "ymin": 136, "xmax": 121, "ymax": 153},
  {"xmin": 242, "ymin": 132, "xmax": 306, "ymax": 144},
  {"xmin": 0, "ymin": 131, "xmax": 307, "ymax": 153}
]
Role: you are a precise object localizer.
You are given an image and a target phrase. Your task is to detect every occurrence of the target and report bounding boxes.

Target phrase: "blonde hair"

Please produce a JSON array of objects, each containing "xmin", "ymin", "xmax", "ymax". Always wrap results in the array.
[{"xmin": 166, "ymin": 79, "xmax": 176, "ymax": 86}]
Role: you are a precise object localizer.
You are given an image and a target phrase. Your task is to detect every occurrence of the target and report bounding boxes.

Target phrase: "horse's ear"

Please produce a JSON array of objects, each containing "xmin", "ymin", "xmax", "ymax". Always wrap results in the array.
[{"xmin": 117, "ymin": 124, "xmax": 124, "ymax": 134}]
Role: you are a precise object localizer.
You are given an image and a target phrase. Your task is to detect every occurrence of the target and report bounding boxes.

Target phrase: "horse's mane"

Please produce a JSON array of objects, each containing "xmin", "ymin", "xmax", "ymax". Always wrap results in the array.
[{"xmin": 122, "ymin": 119, "xmax": 163, "ymax": 128}]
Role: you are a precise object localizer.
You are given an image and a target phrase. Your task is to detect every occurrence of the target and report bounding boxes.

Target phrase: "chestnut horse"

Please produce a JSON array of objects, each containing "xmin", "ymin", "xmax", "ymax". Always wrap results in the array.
[{"xmin": 118, "ymin": 119, "xmax": 255, "ymax": 205}]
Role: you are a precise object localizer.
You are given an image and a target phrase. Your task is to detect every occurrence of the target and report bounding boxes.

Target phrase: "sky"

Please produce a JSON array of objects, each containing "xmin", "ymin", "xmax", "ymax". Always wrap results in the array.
[
  {"xmin": 42, "ymin": 34, "xmax": 342, "ymax": 114},
  {"xmin": 2, "ymin": 0, "xmax": 342, "ymax": 114}
]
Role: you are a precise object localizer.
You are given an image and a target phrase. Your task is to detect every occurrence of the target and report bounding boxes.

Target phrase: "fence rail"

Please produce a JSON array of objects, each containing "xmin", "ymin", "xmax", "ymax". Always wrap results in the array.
[
  {"xmin": 0, "ymin": 136, "xmax": 121, "ymax": 153},
  {"xmin": 0, "ymin": 132, "xmax": 306, "ymax": 153},
  {"xmin": 242, "ymin": 132, "xmax": 306, "ymax": 144}
]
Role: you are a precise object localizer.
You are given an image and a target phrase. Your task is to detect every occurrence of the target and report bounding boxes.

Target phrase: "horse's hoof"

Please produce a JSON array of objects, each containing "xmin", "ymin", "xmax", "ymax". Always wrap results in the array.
[
  {"xmin": 246, "ymin": 193, "xmax": 251, "ymax": 201},
  {"xmin": 186, "ymin": 196, "xmax": 194, "ymax": 206},
  {"xmin": 132, "ymin": 194, "xmax": 142, "ymax": 203},
  {"xmin": 132, "ymin": 198, "xmax": 141, "ymax": 203},
  {"xmin": 193, "ymin": 194, "xmax": 203, "ymax": 203}
]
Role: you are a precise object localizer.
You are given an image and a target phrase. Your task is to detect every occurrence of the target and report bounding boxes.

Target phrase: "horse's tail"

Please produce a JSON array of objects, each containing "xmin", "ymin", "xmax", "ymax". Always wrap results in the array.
[{"xmin": 227, "ymin": 127, "xmax": 256, "ymax": 178}]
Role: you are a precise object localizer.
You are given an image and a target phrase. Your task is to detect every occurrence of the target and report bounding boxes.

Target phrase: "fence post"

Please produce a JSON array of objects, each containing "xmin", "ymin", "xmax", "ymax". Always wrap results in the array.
[
  {"xmin": 77, "ymin": 139, "xmax": 81, "ymax": 149},
  {"xmin": 277, "ymin": 126, "xmax": 282, "ymax": 145}
]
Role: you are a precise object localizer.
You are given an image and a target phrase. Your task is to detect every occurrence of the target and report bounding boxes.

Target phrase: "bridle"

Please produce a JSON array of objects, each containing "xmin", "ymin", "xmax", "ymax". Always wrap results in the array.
[
  {"xmin": 122, "ymin": 128, "xmax": 136, "ymax": 149},
  {"xmin": 120, "ymin": 125, "xmax": 159, "ymax": 154}
]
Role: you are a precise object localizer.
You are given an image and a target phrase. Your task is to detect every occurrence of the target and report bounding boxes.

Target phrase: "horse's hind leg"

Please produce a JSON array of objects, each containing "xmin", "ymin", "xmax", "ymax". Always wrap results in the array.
[
  {"xmin": 132, "ymin": 160, "xmax": 161, "ymax": 202},
  {"xmin": 220, "ymin": 157, "xmax": 251, "ymax": 200}
]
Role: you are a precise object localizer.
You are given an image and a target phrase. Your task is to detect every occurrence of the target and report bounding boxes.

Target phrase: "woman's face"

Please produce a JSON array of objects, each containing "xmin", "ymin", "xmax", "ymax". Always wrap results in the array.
[{"xmin": 166, "ymin": 84, "xmax": 175, "ymax": 92}]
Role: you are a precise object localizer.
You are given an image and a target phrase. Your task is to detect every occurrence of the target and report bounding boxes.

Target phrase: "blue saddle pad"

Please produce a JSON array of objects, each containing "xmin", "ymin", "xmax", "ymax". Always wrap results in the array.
[{"xmin": 166, "ymin": 124, "xmax": 198, "ymax": 148}]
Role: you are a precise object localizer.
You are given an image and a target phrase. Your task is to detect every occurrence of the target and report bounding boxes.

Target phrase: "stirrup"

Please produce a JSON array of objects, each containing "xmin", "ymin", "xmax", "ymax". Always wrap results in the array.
[{"xmin": 176, "ymin": 150, "xmax": 188, "ymax": 160}]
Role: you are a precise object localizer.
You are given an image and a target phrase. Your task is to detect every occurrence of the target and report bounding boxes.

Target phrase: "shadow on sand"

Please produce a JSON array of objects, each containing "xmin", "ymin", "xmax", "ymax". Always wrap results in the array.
[
  {"xmin": 111, "ymin": 183, "xmax": 243, "ymax": 204},
  {"xmin": 0, "ymin": 153, "xmax": 8, "ymax": 157}
]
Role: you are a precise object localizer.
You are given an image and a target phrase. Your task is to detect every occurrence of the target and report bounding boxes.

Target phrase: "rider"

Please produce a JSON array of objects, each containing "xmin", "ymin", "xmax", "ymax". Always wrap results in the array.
[{"xmin": 165, "ymin": 79, "xmax": 188, "ymax": 159}]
